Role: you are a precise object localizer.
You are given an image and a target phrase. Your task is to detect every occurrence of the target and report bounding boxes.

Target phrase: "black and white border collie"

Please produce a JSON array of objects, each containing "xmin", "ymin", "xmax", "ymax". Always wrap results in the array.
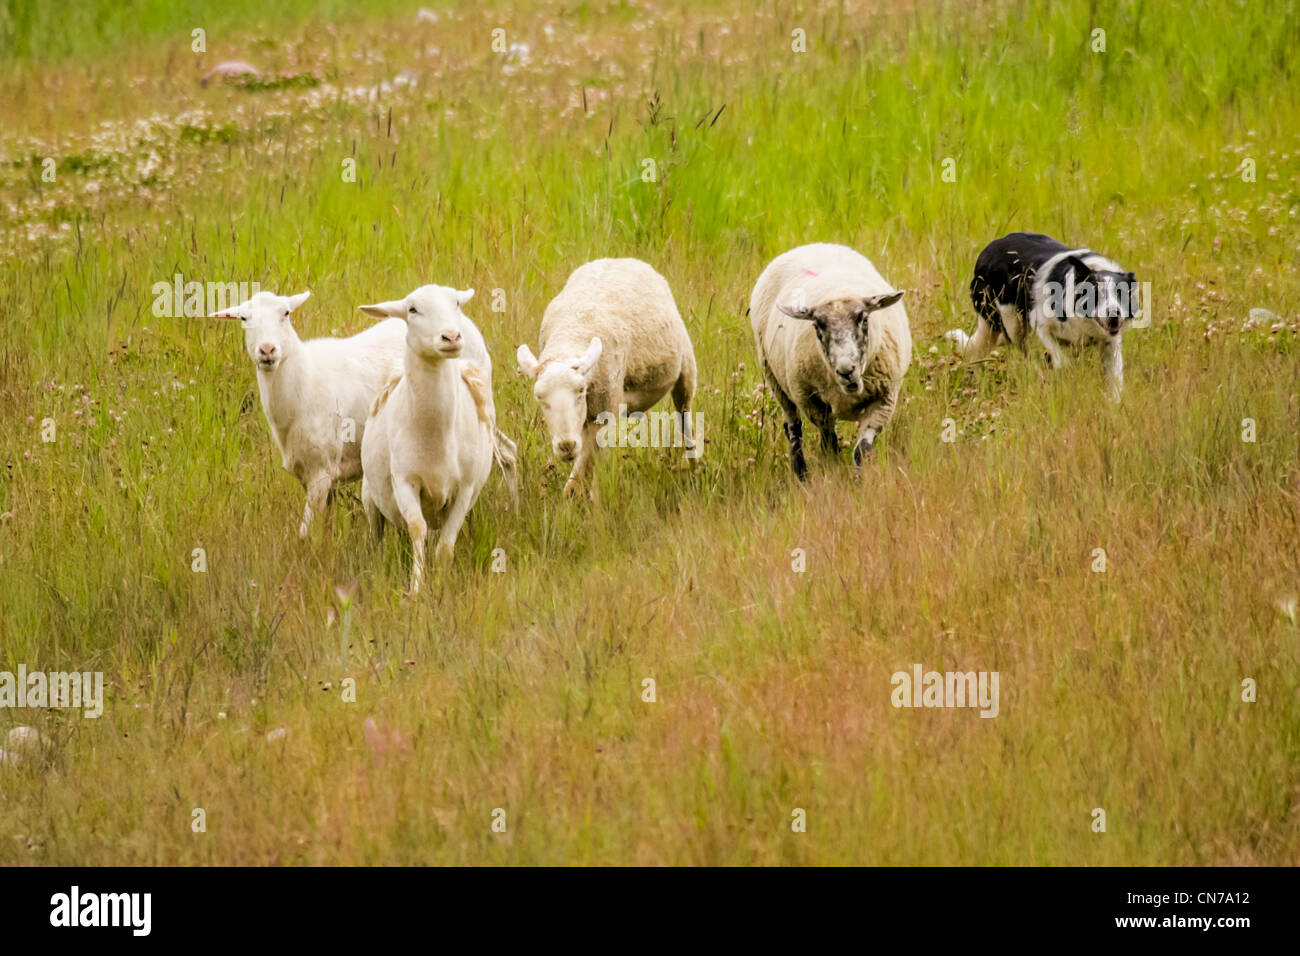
[{"xmin": 945, "ymin": 232, "xmax": 1139, "ymax": 401}]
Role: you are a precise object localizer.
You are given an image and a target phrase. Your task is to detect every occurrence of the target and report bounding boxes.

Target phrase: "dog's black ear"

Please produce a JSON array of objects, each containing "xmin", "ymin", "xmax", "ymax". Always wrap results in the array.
[{"xmin": 1062, "ymin": 255, "xmax": 1091, "ymax": 281}]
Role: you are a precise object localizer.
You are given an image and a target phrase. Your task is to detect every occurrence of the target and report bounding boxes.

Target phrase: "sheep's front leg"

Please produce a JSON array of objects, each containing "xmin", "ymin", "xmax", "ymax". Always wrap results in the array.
[
  {"xmin": 852, "ymin": 389, "xmax": 899, "ymax": 466},
  {"xmin": 807, "ymin": 396, "xmax": 839, "ymax": 457},
  {"xmin": 392, "ymin": 480, "xmax": 427, "ymax": 595},
  {"xmin": 1035, "ymin": 322, "xmax": 1069, "ymax": 371},
  {"xmin": 563, "ymin": 420, "xmax": 600, "ymax": 501},
  {"xmin": 299, "ymin": 473, "xmax": 332, "ymax": 539},
  {"xmin": 1100, "ymin": 338, "xmax": 1124, "ymax": 403}
]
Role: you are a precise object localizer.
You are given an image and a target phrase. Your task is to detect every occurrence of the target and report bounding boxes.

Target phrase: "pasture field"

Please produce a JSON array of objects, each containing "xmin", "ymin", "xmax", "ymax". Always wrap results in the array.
[{"xmin": 0, "ymin": 0, "xmax": 1297, "ymax": 865}]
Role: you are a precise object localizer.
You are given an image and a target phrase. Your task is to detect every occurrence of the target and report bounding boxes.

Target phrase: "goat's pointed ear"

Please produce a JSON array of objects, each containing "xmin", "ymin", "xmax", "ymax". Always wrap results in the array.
[
  {"xmin": 286, "ymin": 291, "xmax": 312, "ymax": 312},
  {"xmin": 210, "ymin": 304, "xmax": 249, "ymax": 321},
  {"xmin": 577, "ymin": 336, "xmax": 603, "ymax": 377},
  {"xmin": 456, "ymin": 288, "xmax": 475, "ymax": 307},
  {"xmin": 863, "ymin": 290, "xmax": 904, "ymax": 312},
  {"xmin": 777, "ymin": 303, "xmax": 811, "ymax": 320},
  {"xmin": 358, "ymin": 299, "xmax": 405, "ymax": 318},
  {"xmin": 516, "ymin": 344, "xmax": 540, "ymax": 378}
]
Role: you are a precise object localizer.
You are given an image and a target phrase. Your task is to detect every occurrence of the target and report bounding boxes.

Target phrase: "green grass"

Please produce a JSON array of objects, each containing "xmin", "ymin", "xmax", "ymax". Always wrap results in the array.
[{"xmin": 0, "ymin": 0, "xmax": 1297, "ymax": 864}]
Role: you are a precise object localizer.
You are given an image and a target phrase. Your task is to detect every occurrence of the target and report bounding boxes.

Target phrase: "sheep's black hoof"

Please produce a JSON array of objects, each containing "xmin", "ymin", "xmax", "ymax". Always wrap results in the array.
[
  {"xmin": 791, "ymin": 453, "xmax": 809, "ymax": 481},
  {"xmin": 852, "ymin": 436, "xmax": 874, "ymax": 466}
]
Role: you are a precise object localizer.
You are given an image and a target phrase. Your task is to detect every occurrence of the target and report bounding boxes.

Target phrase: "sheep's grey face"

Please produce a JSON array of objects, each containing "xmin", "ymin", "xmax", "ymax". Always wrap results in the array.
[
  {"xmin": 807, "ymin": 299, "xmax": 871, "ymax": 395},
  {"xmin": 402, "ymin": 289, "xmax": 466, "ymax": 361},
  {"xmin": 237, "ymin": 291, "xmax": 302, "ymax": 373},
  {"xmin": 780, "ymin": 291, "xmax": 904, "ymax": 395},
  {"xmin": 533, "ymin": 365, "xmax": 588, "ymax": 461}
]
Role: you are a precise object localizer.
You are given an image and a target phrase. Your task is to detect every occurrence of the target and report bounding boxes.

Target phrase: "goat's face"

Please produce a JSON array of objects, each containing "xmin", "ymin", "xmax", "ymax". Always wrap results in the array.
[
  {"xmin": 778, "ymin": 291, "xmax": 904, "ymax": 395},
  {"xmin": 211, "ymin": 290, "xmax": 311, "ymax": 373},
  {"xmin": 517, "ymin": 337, "xmax": 602, "ymax": 461},
  {"xmin": 359, "ymin": 285, "xmax": 474, "ymax": 362}
]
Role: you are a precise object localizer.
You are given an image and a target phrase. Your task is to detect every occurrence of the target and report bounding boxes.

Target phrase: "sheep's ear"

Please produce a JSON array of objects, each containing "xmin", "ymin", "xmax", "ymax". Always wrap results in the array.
[
  {"xmin": 777, "ymin": 303, "xmax": 811, "ymax": 320},
  {"xmin": 286, "ymin": 291, "xmax": 312, "ymax": 312},
  {"xmin": 577, "ymin": 337, "xmax": 603, "ymax": 377},
  {"xmin": 359, "ymin": 299, "xmax": 406, "ymax": 318},
  {"xmin": 862, "ymin": 291, "xmax": 904, "ymax": 312},
  {"xmin": 210, "ymin": 304, "xmax": 250, "ymax": 321},
  {"xmin": 455, "ymin": 288, "xmax": 475, "ymax": 307},
  {"xmin": 516, "ymin": 344, "xmax": 541, "ymax": 378}
]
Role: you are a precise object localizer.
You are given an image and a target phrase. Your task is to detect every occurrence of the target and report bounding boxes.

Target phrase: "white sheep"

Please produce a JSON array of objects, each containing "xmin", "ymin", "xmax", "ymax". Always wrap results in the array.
[
  {"xmin": 211, "ymin": 290, "xmax": 407, "ymax": 536},
  {"xmin": 516, "ymin": 258, "xmax": 697, "ymax": 499},
  {"xmin": 357, "ymin": 285, "xmax": 502, "ymax": 594},
  {"xmin": 359, "ymin": 286, "xmax": 518, "ymax": 507},
  {"xmin": 750, "ymin": 243, "xmax": 910, "ymax": 479}
]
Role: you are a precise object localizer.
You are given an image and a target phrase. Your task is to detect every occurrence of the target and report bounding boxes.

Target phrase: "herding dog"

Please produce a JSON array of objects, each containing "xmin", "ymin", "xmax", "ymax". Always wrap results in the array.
[{"xmin": 945, "ymin": 232, "xmax": 1139, "ymax": 401}]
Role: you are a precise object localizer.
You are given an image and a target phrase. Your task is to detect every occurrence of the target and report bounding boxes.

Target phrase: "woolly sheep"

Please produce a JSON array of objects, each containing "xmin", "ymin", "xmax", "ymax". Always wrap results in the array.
[
  {"xmin": 516, "ymin": 258, "xmax": 697, "ymax": 499},
  {"xmin": 750, "ymin": 243, "xmax": 910, "ymax": 479},
  {"xmin": 211, "ymin": 290, "xmax": 407, "ymax": 537},
  {"xmin": 358, "ymin": 285, "xmax": 502, "ymax": 594}
]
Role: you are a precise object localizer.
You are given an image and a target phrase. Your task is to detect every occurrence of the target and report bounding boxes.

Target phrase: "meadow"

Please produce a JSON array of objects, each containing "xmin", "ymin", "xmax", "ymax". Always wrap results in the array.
[{"xmin": 0, "ymin": 0, "xmax": 1297, "ymax": 864}]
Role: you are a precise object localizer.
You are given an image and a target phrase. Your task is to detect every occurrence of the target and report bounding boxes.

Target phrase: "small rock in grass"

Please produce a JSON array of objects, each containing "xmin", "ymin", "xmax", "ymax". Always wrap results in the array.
[{"xmin": 200, "ymin": 61, "xmax": 260, "ymax": 88}]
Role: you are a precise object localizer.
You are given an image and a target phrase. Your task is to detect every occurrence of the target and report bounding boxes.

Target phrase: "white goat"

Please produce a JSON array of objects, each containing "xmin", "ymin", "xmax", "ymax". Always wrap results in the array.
[
  {"xmin": 358, "ymin": 285, "xmax": 499, "ymax": 594},
  {"xmin": 211, "ymin": 290, "xmax": 406, "ymax": 536},
  {"xmin": 516, "ymin": 258, "xmax": 697, "ymax": 499},
  {"xmin": 750, "ymin": 243, "xmax": 911, "ymax": 479}
]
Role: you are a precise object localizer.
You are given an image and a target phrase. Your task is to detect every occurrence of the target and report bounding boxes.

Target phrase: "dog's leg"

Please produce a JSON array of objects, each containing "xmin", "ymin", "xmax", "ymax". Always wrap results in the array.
[
  {"xmin": 1035, "ymin": 321, "xmax": 1069, "ymax": 370},
  {"xmin": 946, "ymin": 314, "xmax": 997, "ymax": 359},
  {"xmin": 997, "ymin": 303, "xmax": 1026, "ymax": 352},
  {"xmin": 1100, "ymin": 337, "xmax": 1123, "ymax": 402}
]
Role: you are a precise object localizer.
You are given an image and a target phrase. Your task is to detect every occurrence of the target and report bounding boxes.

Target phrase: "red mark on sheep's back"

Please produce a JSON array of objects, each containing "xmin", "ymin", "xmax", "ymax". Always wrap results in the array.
[{"xmin": 802, "ymin": 269, "xmax": 820, "ymax": 276}]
